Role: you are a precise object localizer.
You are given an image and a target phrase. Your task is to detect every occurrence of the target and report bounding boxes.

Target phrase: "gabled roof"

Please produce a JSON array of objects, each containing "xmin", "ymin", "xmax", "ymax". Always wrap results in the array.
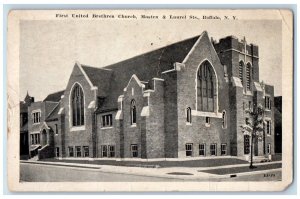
[
  {"xmin": 81, "ymin": 65, "xmax": 113, "ymax": 97},
  {"xmin": 45, "ymin": 102, "xmax": 60, "ymax": 122},
  {"xmin": 43, "ymin": 90, "xmax": 65, "ymax": 102},
  {"xmin": 97, "ymin": 34, "xmax": 200, "ymax": 111},
  {"xmin": 61, "ymin": 34, "xmax": 202, "ymax": 112}
]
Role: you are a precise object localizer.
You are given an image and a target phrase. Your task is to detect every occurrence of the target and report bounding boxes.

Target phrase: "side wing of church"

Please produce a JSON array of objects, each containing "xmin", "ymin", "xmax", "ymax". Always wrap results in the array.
[{"xmin": 25, "ymin": 31, "xmax": 275, "ymax": 160}]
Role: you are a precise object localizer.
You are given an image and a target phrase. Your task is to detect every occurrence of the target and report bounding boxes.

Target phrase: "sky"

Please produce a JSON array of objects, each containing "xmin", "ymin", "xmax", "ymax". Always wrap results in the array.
[{"xmin": 20, "ymin": 19, "xmax": 282, "ymax": 101}]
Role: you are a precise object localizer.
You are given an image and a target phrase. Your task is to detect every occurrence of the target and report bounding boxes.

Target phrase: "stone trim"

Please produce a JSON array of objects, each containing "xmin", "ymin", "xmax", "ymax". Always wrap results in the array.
[{"xmin": 191, "ymin": 110, "xmax": 222, "ymax": 118}]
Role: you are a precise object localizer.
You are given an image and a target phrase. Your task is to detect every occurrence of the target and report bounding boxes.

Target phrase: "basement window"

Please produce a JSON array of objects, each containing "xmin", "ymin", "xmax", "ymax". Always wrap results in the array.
[
  {"xmin": 210, "ymin": 144, "xmax": 217, "ymax": 156},
  {"xmin": 199, "ymin": 144, "xmax": 205, "ymax": 156},
  {"xmin": 83, "ymin": 146, "xmax": 89, "ymax": 157},
  {"xmin": 131, "ymin": 144, "xmax": 138, "ymax": 157},
  {"xmin": 68, "ymin": 146, "xmax": 74, "ymax": 157},
  {"xmin": 221, "ymin": 144, "xmax": 227, "ymax": 155},
  {"xmin": 76, "ymin": 146, "xmax": 81, "ymax": 157},
  {"xmin": 185, "ymin": 143, "xmax": 193, "ymax": 157}
]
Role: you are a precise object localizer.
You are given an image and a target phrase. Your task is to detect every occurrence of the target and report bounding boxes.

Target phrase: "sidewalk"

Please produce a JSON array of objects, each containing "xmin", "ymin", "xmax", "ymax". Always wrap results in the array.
[{"xmin": 20, "ymin": 159, "xmax": 282, "ymax": 181}]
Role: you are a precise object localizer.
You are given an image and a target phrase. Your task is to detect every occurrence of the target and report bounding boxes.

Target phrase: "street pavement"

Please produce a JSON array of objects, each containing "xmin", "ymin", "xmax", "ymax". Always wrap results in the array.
[
  {"xmin": 20, "ymin": 160, "xmax": 282, "ymax": 182},
  {"xmin": 20, "ymin": 163, "xmax": 185, "ymax": 182}
]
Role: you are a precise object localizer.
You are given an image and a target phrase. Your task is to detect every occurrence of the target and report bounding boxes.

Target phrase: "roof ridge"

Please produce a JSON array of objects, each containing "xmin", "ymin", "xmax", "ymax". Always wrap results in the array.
[
  {"xmin": 49, "ymin": 90, "xmax": 65, "ymax": 95},
  {"xmin": 43, "ymin": 90, "xmax": 65, "ymax": 102},
  {"xmin": 79, "ymin": 34, "xmax": 201, "ymax": 71},
  {"xmin": 103, "ymin": 34, "xmax": 201, "ymax": 69},
  {"xmin": 81, "ymin": 64, "xmax": 113, "ymax": 71}
]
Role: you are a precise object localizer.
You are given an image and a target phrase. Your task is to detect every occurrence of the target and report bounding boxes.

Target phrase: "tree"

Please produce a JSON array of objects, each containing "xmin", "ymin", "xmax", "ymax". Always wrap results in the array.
[{"xmin": 241, "ymin": 103, "xmax": 265, "ymax": 169}]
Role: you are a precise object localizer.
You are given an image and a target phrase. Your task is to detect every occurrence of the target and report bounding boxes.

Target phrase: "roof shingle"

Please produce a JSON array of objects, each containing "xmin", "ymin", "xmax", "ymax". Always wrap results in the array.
[
  {"xmin": 43, "ymin": 90, "xmax": 65, "ymax": 102},
  {"xmin": 64, "ymin": 34, "xmax": 201, "ymax": 113},
  {"xmin": 96, "ymin": 35, "xmax": 200, "ymax": 112}
]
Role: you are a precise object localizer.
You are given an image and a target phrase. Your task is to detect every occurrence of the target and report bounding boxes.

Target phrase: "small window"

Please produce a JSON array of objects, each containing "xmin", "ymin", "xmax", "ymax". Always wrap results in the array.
[
  {"xmin": 75, "ymin": 146, "xmax": 81, "ymax": 157},
  {"xmin": 33, "ymin": 134, "xmax": 36, "ymax": 144},
  {"xmin": 265, "ymin": 96, "xmax": 271, "ymax": 110},
  {"xmin": 30, "ymin": 134, "xmax": 40, "ymax": 145},
  {"xmin": 69, "ymin": 146, "xmax": 74, "ymax": 157},
  {"xmin": 186, "ymin": 107, "xmax": 192, "ymax": 123},
  {"xmin": 222, "ymin": 111, "xmax": 227, "ymax": 129},
  {"xmin": 131, "ymin": 100, "xmax": 137, "ymax": 125},
  {"xmin": 35, "ymin": 134, "xmax": 37, "ymax": 144},
  {"xmin": 185, "ymin": 143, "xmax": 193, "ymax": 157},
  {"xmin": 55, "ymin": 147, "xmax": 59, "ymax": 157},
  {"xmin": 267, "ymin": 143, "xmax": 271, "ymax": 154},
  {"xmin": 83, "ymin": 146, "xmax": 89, "ymax": 157},
  {"xmin": 55, "ymin": 124, "xmax": 58, "ymax": 135},
  {"xmin": 206, "ymin": 117, "xmax": 210, "ymax": 125},
  {"xmin": 199, "ymin": 144, "xmax": 205, "ymax": 156},
  {"xmin": 102, "ymin": 145, "xmax": 108, "ymax": 157},
  {"xmin": 248, "ymin": 101, "xmax": 252, "ymax": 111},
  {"xmin": 109, "ymin": 145, "xmax": 115, "ymax": 157},
  {"xmin": 32, "ymin": 112, "xmax": 41, "ymax": 124},
  {"xmin": 31, "ymin": 134, "xmax": 34, "ymax": 144},
  {"xmin": 34, "ymin": 134, "xmax": 40, "ymax": 144},
  {"xmin": 210, "ymin": 144, "xmax": 217, "ymax": 156},
  {"xmin": 266, "ymin": 120, "xmax": 271, "ymax": 135},
  {"xmin": 102, "ymin": 114, "xmax": 113, "ymax": 127},
  {"xmin": 221, "ymin": 144, "xmax": 227, "ymax": 155},
  {"xmin": 131, "ymin": 144, "xmax": 138, "ymax": 157}
]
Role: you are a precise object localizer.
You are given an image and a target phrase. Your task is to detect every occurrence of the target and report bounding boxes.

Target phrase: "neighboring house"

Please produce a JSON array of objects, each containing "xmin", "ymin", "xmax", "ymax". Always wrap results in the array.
[
  {"xmin": 20, "ymin": 92, "xmax": 34, "ymax": 159},
  {"xmin": 274, "ymin": 96, "xmax": 282, "ymax": 154},
  {"xmin": 26, "ymin": 31, "xmax": 275, "ymax": 160},
  {"xmin": 27, "ymin": 90, "xmax": 64, "ymax": 159}
]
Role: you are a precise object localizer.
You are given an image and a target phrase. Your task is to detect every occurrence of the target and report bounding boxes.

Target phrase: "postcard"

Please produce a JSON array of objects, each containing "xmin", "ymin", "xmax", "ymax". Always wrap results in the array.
[{"xmin": 7, "ymin": 9, "xmax": 293, "ymax": 191}]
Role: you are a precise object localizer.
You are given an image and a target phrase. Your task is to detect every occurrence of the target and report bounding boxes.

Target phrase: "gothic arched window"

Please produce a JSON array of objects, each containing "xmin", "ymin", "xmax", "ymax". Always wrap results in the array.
[
  {"xmin": 71, "ymin": 84, "xmax": 84, "ymax": 126},
  {"xmin": 130, "ymin": 99, "xmax": 136, "ymax": 125},
  {"xmin": 246, "ymin": 63, "xmax": 252, "ymax": 91},
  {"xmin": 197, "ymin": 61, "xmax": 216, "ymax": 112},
  {"xmin": 239, "ymin": 61, "xmax": 244, "ymax": 85}
]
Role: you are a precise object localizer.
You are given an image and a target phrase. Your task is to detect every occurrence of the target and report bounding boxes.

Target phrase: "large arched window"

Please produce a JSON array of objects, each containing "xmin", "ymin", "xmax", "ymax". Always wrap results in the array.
[
  {"xmin": 239, "ymin": 61, "xmax": 244, "ymax": 85},
  {"xmin": 130, "ymin": 99, "xmax": 136, "ymax": 125},
  {"xmin": 246, "ymin": 63, "xmax": 251, "ymax": 91},
  {"xmin": 71, "ymin": 84, "xmax": 84, "ymax": 126},
  {"xmin": 197, "ymin": 61, "xmax": 216, "ymax": 112}
]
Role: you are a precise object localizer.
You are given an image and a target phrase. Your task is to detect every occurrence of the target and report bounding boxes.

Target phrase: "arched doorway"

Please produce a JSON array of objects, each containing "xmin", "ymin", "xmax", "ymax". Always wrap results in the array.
[{"xmin": 41, "ymin": 129, "xmax": 48, "ymax": 146}]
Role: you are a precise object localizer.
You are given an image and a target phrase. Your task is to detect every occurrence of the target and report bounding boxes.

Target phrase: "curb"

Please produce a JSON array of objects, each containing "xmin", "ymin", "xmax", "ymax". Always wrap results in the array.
[{"xmin": 20, "ymin": 160, "xmax": 282, "ymax": 181}]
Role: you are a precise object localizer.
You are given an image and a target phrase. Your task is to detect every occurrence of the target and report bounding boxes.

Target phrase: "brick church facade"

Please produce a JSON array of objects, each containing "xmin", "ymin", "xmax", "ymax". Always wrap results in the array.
[{"xmin": 25, "ymin": 31, "xmax": 275, "ymax": 159}]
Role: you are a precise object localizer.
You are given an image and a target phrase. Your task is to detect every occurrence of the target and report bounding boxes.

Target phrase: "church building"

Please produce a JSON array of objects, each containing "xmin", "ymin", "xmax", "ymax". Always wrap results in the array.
[{"xmin": 26, "ymin": 31, "xmax": 275, "ymax": 160}]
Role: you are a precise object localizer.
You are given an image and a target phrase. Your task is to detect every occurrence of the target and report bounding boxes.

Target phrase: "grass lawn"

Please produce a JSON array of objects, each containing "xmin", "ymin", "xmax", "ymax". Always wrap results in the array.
[
  {"xmin": 40, "ymin": 158, "xmax": 249, "ymax": 168},
  {"xmin": 200, "ymin": 163, "xmax": 282, "ymax": 175}
]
